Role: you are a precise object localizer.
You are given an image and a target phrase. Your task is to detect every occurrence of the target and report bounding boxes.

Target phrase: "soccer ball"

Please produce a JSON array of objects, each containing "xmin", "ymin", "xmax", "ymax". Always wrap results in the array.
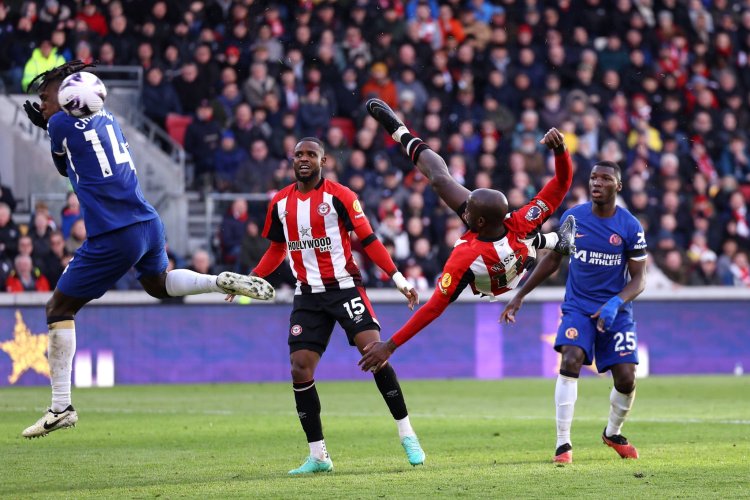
[{"xmin": 58, "ymin": 71, "xmax": 107, "ymax": 118}]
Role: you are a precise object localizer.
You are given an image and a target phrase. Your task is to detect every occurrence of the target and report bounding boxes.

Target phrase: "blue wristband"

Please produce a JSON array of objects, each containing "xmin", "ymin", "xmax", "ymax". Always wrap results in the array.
[{"xmin": 599, "ymin": 296, "xmax": 624, "ymax": 331}]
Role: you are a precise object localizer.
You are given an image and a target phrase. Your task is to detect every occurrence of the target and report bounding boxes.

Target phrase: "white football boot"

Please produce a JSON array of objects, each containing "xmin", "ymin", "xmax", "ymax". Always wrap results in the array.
[
  {"xmin": 216, "ymin": 272, "xmax": 275, "ymax": 300},
  {"xmin": 22, "ymin": 406, "xmax": 78, "ymax": 438}
]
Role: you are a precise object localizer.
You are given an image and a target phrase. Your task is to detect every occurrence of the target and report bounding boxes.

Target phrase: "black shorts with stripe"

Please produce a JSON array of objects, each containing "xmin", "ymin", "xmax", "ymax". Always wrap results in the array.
[{"xmin": 288, "ymin": 287, "xmax": 380, "ymax": 355}]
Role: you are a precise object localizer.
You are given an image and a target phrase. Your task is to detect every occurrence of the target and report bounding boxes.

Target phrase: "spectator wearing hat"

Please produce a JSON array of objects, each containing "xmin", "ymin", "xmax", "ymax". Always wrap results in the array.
[{"xmin": 361, "ymin": 62, "xmax": 398, "ymax": 110}]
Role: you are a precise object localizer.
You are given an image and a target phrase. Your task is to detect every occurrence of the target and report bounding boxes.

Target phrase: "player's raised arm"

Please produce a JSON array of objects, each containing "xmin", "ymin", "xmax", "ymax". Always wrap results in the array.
[{"xmin": 535, "ymin": 128, "xmax": 573, "ymax": 212}]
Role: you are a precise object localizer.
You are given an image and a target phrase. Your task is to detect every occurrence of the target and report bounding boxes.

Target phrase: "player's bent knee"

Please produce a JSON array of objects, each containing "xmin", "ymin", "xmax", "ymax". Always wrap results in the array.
[
  {"xmin": 614, "ymin": 377, "xmax": 636, "ymax": 394},
  {"xmin": 290, "ymin": 364, "xmax": 314, "ymax": 382},
  {"xmin": 140, "ymin": 275, "xmax": 170, "ymax": 299}
]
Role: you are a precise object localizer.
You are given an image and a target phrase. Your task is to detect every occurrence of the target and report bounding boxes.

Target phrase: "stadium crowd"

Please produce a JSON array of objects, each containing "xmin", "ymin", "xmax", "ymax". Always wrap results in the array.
[{"xmin": 3, "ymin": 0, "xmax": 750, "ymax": 293}]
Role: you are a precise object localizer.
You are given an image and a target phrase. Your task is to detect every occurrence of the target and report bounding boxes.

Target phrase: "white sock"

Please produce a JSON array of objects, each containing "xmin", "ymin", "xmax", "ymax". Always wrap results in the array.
[
  {"xmin": 543, "ymin": 232, "xmax": 559, "ymax": 250},
  {"xmin": 606, "ymin": 387, "xmax": 636, "ymax": 437},
  {"xmin": 392, "ymin": 125, "xmax": 409, "ymax": 142},
  {"xmin": 48, "ymin": 321, "xmax": 76, "ymax": 413},
  {"xmin": 309, "ymin": 439, "xmax": 329, "ymax": 460},
  {"xmin": 165, "ymin": 269, "xmax": 221, "ymax": 296},
  {"xmin": 396, "ymin": 415, "xmax": 415, "ymax": 439},
  {"xmin": 555, "ymin": 374, "xmax": 578, "ymax": 448}
]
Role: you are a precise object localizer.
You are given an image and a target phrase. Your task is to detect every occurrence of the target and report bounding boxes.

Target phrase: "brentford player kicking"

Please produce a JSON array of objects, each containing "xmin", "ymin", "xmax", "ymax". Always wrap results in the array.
[
  {"xmin": 359, "ymin": 99, "xmax": 575, "ymax": 372},
  {"xmin": 245, "ymin": 137, "xmax": 424, "ymax": 474}
]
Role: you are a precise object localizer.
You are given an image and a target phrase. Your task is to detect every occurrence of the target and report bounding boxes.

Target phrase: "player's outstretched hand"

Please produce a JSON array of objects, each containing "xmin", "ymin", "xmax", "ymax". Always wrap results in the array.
[
  {"xmin": 540, "ymin": 127, "xmax": 565, "ymax": 152},
  {"xmin": 358, "ymin": 340, "xmax": 396, "ymax": 373},
  {"xmin": 401, "ymin": 287, "xmax": 419, "ymax": 311},
  {"xmin": 500, "ymin": 295, "xmax": 524, "ymax": 323},
  {"xmin": 23, "ymin": 100, "xmax": 47, "ymax": 130},
  {"xmin": 224, "ymin": 293, "xmax": 235, "ymax": 302}
]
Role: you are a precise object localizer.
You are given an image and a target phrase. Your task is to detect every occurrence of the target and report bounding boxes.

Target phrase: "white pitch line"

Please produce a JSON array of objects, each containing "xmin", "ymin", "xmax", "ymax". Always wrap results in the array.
[{"xmin": 2, "ymin": 407, "xmax": 749, "ymax": 425}]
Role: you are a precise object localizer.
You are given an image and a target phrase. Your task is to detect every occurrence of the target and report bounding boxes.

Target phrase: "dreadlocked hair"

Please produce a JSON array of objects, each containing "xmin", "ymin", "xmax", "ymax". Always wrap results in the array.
[{"xmin": 26, "ymin": 59, "xmax": 98, "ymax": 94}]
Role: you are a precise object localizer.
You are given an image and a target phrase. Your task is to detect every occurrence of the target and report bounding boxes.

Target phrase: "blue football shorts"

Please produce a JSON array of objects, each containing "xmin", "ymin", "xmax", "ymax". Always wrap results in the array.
[
  {"xmin": 57, "ymin": 217, "xmax": 168, "ymax": 299},
  {"xmin": 554, "ymin": 309, "xmax": 639, "ymax": 373}
]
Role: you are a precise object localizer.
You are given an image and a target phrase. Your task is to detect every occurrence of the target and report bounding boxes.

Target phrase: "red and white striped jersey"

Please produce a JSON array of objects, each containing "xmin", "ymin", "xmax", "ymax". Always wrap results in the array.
[{"xmin": 262, "ymin": 179, "xmax": 372, "ymax": 294}]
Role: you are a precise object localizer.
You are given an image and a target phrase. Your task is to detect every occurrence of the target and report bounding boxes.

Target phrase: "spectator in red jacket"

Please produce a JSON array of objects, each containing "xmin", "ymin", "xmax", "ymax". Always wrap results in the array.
[{"xmin": 5, "ymin": 254, "xmax": 51, "ymax": 293}]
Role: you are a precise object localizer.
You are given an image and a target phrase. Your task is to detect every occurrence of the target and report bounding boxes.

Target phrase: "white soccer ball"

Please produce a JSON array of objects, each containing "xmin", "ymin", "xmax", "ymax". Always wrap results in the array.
[{"xmin": 58, "ymin": 71, "xmax": 107, "ymax": 118}]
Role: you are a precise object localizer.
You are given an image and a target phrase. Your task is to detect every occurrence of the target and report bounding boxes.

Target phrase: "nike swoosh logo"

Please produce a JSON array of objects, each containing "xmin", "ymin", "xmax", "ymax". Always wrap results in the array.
[
  {"xmin": 575, "ymin": 233, "xmax": 586, "ymax": 238},
  {"xmin": 43, "ymin": 416, "xmax": 65, "ymax": 430}
]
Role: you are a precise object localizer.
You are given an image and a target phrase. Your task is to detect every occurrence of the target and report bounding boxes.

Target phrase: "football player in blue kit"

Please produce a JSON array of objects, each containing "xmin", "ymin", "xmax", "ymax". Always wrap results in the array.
[
  {"xmin": 501, "ymin": 160, "xmax": 647, "ymax": 463},
  {"xmin": 21, "ymin": 61, "xmax": 274, "ymax": 438}
]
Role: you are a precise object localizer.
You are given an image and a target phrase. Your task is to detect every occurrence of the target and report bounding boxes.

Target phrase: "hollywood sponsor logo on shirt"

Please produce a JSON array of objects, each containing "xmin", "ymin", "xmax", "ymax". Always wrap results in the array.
[
  {"xmin": 288, "ymin": 226, "xmax": 333, "ymax": 252},
  {"xmin": 525, "ymin": 205, "xmax": 542, "ymax": 221}
]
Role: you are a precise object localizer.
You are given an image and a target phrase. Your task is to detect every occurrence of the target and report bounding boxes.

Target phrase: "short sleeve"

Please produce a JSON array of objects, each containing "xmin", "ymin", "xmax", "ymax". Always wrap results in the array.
[
  {"xmin": 625, "ymin": 217, "xmax": 647, "ymax": 261},
  {"xmin": 262, "ymin": 199, "xmax": 286, "ymax": 243},
  {"xmin": 332, "ymin": 186, "xmax": 371, "ymax": 233},
  {"xmin": 505, "ymin": 198, "xmax": 553, "ymax": 238}
]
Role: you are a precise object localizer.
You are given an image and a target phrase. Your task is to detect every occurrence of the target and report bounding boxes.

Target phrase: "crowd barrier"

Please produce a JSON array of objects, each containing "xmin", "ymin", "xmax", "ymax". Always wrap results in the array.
[{"xmin": 1, "ymin": 288, "xmax": 748, "ymax": 387}]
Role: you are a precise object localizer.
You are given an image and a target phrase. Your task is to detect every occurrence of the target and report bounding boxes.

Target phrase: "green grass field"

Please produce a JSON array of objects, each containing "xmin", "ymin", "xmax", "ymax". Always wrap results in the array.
[{"xmin": 1, "ymin": 376, "xmax": 748, "ymax": 498}]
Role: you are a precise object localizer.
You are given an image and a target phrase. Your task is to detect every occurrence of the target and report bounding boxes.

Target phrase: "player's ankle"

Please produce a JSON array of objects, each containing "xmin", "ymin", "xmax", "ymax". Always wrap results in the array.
[{"xmin": 392, "ymin": 125, "xmax": 410, "ymax": 142}]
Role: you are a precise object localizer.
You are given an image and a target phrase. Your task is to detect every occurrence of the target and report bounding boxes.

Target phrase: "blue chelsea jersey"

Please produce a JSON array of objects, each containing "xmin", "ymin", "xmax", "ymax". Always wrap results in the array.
[
  {"xmin": 561, "ymin": 202, "xmax": 647, "ymax": 316},
  {"xmin": 47, "ymin": 110, "xmax": 158, "ymax": 237}
]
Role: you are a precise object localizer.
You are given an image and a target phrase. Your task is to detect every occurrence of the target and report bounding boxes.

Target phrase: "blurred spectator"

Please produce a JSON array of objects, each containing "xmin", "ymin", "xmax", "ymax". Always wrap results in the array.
[
  {"xmin": 0, "ymin": 202, "xmax": 19, "ymax": 261},
  {"xmin": 237, "ymin": 219, "xmax": 270, "ymax": 275},
  {"xmin": 688, "ymin": 250, "xmax": 724, "ymax": 286},
  {"xmin": 184, "ymin": 99, "xmax": 222, "ymax": 190},
  {"xmin": 65, "ymin": 218, "xmax": 86, "ymax": 254},
  {"xmin": 60, "ymin": 192, "xmax": 81, "ymax": 239},
  {"xmin": 142, "ymin": 67, "xmax": 182, "ymax": 129},
  {"xmin": 728, "ymin": 251, "xmax": 750, "ymax": 287},
  {"xmin": 361, "ymin": 62, "xmax": 398, "ymax": 109},
  {"xmin": 188, "ymin": 249, "xmax": 216, "ymax": 275},
  {"xmin": 298, "ymin": 86, "xmax": 333, "ymax": 137},
  {"xmin": 5, "ymin": 255, "xmax": 51, "ymax": 293},
  {"xmin": 236, "ymin": 139, "xmax": 278, "ymax": 193},
  {"xmin": 218, "ymin": 198, "xmax": 248, "ymax": 266},
  {"xmin": 0, "ymin": 177, "xmax": 16, "ymax": 212},
  {"xmin": 21, "ymin": 39, "xmax": 65, "ymax": 91},
  {"xmin": 213, "ymin": 131, "xmax": 248, "ymax": 192}
]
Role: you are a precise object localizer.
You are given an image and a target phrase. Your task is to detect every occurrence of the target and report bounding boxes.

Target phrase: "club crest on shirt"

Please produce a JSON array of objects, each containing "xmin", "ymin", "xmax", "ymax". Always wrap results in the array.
[
  {"xmin": 353, "ymin": 199, "xmax": 363, "ymax": 213},
  {"xmin": 565, "ymin": 327, "xmax": 578, "ymax": 340},
  {"xmin": 438, "ymin": 273, "xmax": 452, "ymax": 294},
  {"xmin": 317, "ymin": 202, "xmax": 331, "ymax": 216},
  {"xmin": 609, "ymin": 233, "xmax": 623, "ymax": 246},
  {"xmin": 525, "ymin": 205, "xmax": 542, "ymax": 221},
  {"xmin": 291, "ymin": 324, "xmax": 303, "ymax": 336}
]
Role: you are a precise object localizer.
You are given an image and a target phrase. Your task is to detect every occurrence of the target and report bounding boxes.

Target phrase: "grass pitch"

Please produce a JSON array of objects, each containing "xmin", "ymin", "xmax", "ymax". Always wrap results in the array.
[{"xmin": 1, "ymin": 376, "xmax": 748, "ymax": 498}]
